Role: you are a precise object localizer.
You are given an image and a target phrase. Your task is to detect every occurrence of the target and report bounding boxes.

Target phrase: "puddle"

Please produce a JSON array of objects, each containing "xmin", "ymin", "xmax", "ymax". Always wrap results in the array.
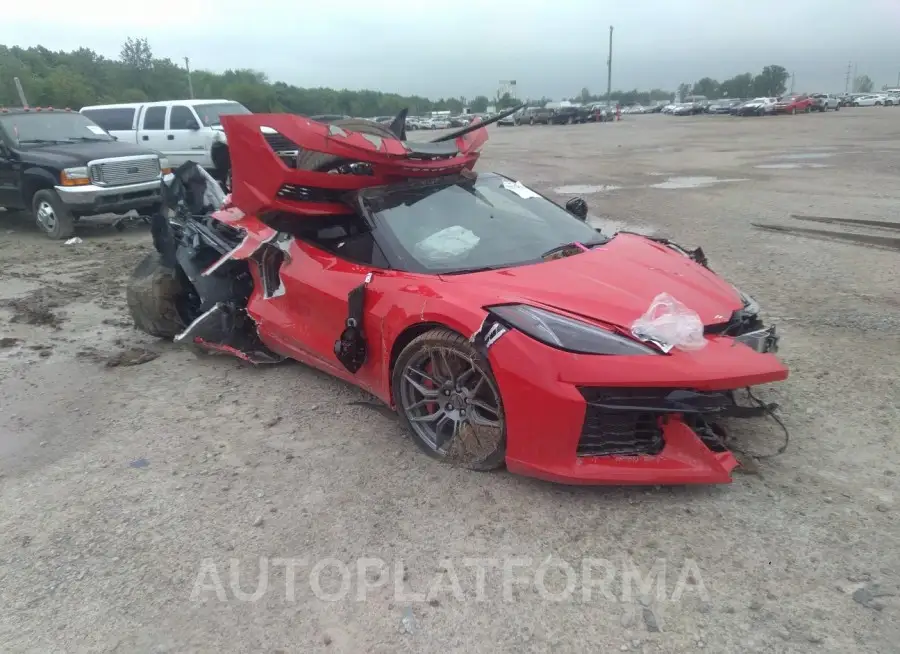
[
  {"xmin": 755, "ymin": 163, "xmax": 830, "ymax": 169},
  {"xmin": 554, "ymin": 184, "xmax": 622, "ymax": 194},
  {"xmin": 650, "ymin": 176, "xmax": 748, "ymax": 190}
]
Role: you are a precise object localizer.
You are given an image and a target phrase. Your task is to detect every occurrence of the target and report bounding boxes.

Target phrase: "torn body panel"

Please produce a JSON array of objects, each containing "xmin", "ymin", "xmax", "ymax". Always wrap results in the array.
[{"xmin": 221, "ymin": 113, "xmax": 487, "ymax": 219}]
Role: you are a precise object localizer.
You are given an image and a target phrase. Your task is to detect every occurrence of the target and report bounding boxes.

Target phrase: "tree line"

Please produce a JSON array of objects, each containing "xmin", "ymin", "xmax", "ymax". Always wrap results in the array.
[{"xmin": 0, "ymin": 40, "xmax": 852, "ymax": 118}]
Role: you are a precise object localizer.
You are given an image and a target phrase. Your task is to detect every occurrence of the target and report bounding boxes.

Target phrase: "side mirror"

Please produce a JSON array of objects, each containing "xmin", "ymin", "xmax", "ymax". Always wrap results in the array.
[
  {"xmin": 565, "ymin": 197, "xmax": 588, "ymax": 221},
  {"xmin": 187, "ymin": 120, "xmax": 200, "ymax": 130}
]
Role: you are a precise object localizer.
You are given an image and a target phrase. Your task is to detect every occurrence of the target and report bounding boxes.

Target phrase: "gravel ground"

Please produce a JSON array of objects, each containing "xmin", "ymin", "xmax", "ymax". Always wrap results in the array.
[{"xmin": 0, "ymin": 108, "xmax": 897, "ymax": 654}]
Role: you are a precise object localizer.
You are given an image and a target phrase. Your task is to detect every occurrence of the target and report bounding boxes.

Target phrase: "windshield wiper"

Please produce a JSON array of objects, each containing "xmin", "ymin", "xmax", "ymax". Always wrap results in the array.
[
  {"xmin": 441, "ymin": 265, "xmax": 504, "ymax": 275},
  {"xmin": 540, "ymin": 237, "xmax": 608, "ymax": 259},
  {"xmin": 67, "ymin": 136, "xmax": 111, "ymax": 142}
]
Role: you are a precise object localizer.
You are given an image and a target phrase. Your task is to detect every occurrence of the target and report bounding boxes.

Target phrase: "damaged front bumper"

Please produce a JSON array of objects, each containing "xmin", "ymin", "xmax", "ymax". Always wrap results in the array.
[{"xmin": 487, "ymin": 328, "xmax": 788, "ymax": 485}]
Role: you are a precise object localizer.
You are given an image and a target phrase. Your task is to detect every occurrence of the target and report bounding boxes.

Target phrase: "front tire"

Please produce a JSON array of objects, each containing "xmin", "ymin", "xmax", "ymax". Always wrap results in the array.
[
  {"xmin": 392, "ymin": 328, "xmax": 506, "ymax": 471},
  {"xmin": 126, "ymin": 252, "xmax": 186, "ymax": 339},
  {"xmin": 32, "ymin": 189, "xmax": 75, "ymax": 240}
]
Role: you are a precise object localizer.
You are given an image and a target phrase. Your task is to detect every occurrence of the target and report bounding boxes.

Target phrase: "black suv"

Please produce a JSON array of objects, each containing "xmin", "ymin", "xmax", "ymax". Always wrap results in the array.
[
  {"xmin": 548, "ymin": 105, "xmax": 591, "ymax": 124},
  {"xmin": 0, "ymin": 107, "xmax": 167, "ymax": 239}
]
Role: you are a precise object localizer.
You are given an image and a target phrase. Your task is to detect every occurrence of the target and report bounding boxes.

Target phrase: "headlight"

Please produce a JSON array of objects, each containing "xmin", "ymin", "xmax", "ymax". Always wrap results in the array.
[
  {"xmin": 158, "ymin": 157, "xmax": 172, "ymax": 175},
  {"xmin": 60, "ymin": 166, "xmax": 90, "ymax": 186},
  {"xmin": 488, "ymin": 304, "xmax": 658, "ymax": 355}
]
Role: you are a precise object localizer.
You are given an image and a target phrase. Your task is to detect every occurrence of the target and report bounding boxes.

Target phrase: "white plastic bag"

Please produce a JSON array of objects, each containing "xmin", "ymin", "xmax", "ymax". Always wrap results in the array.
[{"xmin": 631, "ymin": 292, "xmax": 707, "ymax": 352}]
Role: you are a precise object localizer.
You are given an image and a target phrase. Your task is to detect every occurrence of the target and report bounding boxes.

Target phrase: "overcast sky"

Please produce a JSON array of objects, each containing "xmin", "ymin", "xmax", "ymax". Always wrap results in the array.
[{"xmin": 3, "ymin": 1, "xmax": 899, "ymax": 99}]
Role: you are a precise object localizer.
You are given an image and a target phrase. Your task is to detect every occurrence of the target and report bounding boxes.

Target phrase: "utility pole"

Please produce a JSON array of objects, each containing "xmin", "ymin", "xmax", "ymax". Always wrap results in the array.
[
  {"xmin": 790, "ymin": 72, "xmax": 795, "ymax": 94},
  {"xmin": 845, "ymin": 62, "xmax": 852, "ymax": 93},
  {"xmin": 13, "ymin": 77, "xmax": 28, "ymax": 107},
  {"xmin": 606, "ymin": 25, "xmax": 613, "ymax": 107},
  {"xmin": 853, "ymin": 62, "xmax": 858, "ymax": 92},
  {"xmin": 184, "ymin": 57, "xmax": 195, "ymax": 99}
]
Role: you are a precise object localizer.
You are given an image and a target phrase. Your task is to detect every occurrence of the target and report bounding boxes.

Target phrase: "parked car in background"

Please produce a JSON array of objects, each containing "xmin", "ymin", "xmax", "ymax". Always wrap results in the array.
[
  {"xmin": 683, "ymin": 95, "xmax": 710, "ymax": 113},
  {"xmin": 734, "ymin": 97, "xmax": 776, "ymax": 116},
  {"xmin": 809, "ymin": 94, "xmax": 840, "ymax": 111},
  {"xmin": 548, "ymin": 104, "xmax": 590, "ymax": 124},
  {"xmin": 585, "ymin": 103, "xmax": 614, "ymax": 122},
  {"xmin": 852, "ymin": 94, "xmax": 887, "ymax": 107},
  {"xmin": 774, "ymin": 95, "xmax": 813, "ymax": 114},
  {"xmin": 431, "ymin": 116, "xmax": 452, "ymax": 129},
  {"xmin": 80, "ymin": 99, "xmax": 250, "ymax": 188},
  {"xmin": 516, "ymin": 106, "xmax": 552, "ymax": 125},
  {"xmin": 0, "ymin": 107, "xmax": 169, "ymax": 239},
  {"xmin": 498, "ymin": 109, "xmax": 522, "ymax": 126},
  {"xmin": 708, "ymin": 99, "xmax": 742, "ymax": 114},
  {"xmin": 671, "ymin": 102, "xmax": 697, "ymax": 116}
]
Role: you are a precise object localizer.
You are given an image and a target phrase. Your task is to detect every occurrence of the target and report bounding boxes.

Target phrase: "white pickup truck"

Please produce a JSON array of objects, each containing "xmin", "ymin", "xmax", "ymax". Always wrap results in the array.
[{"xmin": 80, "ymin": 99, "xmax": 250, "ymax": 187}]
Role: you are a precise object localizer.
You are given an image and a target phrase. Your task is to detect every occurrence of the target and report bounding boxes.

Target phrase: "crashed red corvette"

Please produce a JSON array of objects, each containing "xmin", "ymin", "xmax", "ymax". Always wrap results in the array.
[{"xmin": 127, "ymin": 108, "xmax": 789, "ymax": 485}]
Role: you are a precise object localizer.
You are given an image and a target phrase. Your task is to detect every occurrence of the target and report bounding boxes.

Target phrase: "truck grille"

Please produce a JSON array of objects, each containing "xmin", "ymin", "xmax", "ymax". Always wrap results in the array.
[{"xmin": 89, "ymin": 156, "xmax": 160, "ymax": 186}]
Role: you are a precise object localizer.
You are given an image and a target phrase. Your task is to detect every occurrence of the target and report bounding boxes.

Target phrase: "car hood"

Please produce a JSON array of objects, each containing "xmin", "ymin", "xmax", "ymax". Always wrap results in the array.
[
  {"xmin": 440, "ymin": 233, "xmax": 743, "ymax": 329},
  {"xmin": 21, "ymin": 140, "xmax": 159, "ymax": 168}
]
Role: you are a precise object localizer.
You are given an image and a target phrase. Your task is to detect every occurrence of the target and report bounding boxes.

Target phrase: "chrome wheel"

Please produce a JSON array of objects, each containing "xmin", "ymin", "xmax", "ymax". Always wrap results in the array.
[
  {"xmin": 36, "ymin": 200, "xmax": 57, "ymax": 232},
  {"xmin": 398, "ymin": 344, "xmax": 503, "ymax": 460}
]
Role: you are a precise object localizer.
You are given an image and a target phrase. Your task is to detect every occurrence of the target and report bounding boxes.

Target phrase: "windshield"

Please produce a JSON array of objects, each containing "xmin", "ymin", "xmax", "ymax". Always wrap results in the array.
[
  {"xmin": 365, "ymin": 174, "xmax": 606, "ymax": 274},
  {"xmin": 193, "ymin": 102, "xmax": 251, "ymax": 126},
  {"xmin": 0, "ymin": 112, "xmax": 114, "ymax": 144}
]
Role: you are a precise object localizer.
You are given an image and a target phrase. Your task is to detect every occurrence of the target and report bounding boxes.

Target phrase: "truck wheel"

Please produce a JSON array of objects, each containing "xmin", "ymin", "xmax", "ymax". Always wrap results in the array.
[
  {"xmin": 126, "ymin": 252, "xmax": 186, "ymax": 339},
  {"xmin": 32, "ymin": 189, "xmax": 75, "ymax": 240}
]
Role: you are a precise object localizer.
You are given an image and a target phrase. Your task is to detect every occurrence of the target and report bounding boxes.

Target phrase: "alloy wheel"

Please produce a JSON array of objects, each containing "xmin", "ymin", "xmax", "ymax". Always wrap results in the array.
[{"xmin": 398, "ymin": 346, "xmax": 503, "ymax": 456}]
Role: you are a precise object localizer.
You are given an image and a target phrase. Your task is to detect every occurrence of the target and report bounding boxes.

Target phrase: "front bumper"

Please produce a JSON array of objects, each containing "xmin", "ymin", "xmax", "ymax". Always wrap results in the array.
[
  {"xmin": 55, "ymin": 179, "xmax": 163, "ymax": 215},
  {"xmin": 488, "ymin": 325, "xmax": 788, "ymax": 486}
]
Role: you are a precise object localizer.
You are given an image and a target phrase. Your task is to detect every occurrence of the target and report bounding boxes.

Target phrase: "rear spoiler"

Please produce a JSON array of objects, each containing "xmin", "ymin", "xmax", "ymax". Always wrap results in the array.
[{"xmin": 221, "ymin": 113, "xmax": 490, "ymax": 217}]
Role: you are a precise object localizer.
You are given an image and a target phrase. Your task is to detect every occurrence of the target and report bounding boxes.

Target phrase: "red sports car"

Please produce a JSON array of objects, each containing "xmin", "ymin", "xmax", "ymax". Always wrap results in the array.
[
  {"xmin": 774, "ymin": 94, "xmax": 813, "ymax": 114},
  {"xmin": 127, "ymin": 109, "xmax": 788, "ymax": 486}
]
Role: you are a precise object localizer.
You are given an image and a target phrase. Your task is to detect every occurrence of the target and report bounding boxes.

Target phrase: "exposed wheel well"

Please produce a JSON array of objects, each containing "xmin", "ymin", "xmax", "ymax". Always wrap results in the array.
[{"xmin": 22, "ymin": 175, "xmax": 54, "ymax": 209}]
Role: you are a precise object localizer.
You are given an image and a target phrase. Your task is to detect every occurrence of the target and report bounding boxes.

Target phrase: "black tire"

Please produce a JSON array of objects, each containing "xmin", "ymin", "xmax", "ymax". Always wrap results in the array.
[
  {"xmin": 294, "ymin": 119, "xmax": 398, "ymax": 172},
  {"xmin": 392, "ymin": 328, "xmax": 506, "ymax": 471},
  {"xmin": 835, "ymin": 104, "xmax": 840, "ymax": 111},
  {"xmin": 126, "ymin": 252, "xmax": 186, "ymax": 339},
  {"xmin": 32, "ymin": 189, "xmax": 75, "ymax": 240}
]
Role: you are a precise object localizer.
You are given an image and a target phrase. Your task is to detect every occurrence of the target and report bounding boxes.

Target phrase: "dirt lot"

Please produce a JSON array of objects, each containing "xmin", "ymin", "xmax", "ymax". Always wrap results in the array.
[{"xmin": 1, "ymin": 109, "xmax": 898, "ymax": 653}]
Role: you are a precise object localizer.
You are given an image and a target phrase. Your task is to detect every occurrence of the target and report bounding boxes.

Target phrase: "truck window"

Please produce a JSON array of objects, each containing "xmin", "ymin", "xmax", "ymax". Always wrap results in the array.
[
  {"xmin": 82, "ymin": 107, "xmax": 135, "ymax": 131},
  {"xmin": 142, "ymin": 106, "xmax": 166, "ymax": 130},
  {"xmin": 169, "ymin": 105, "xmax": 198, "ymax": 130}
]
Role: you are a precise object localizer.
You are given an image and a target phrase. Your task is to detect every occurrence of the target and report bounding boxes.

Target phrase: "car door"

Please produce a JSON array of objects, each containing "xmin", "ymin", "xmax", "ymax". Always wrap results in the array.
[
  {"xmin": 166, "ymin": 105, "xmax": 211, "ymax": 167},
  {"xmin": 248, "ymin": 237, "xmax": 386, "ymax": 392},
  {"xmin": 0, "ymin": 131, "xmax": 22, "ymax": 208},
  {"xmin": 138, "ymin": 105, "xmax": 170, "ymax": 156}
]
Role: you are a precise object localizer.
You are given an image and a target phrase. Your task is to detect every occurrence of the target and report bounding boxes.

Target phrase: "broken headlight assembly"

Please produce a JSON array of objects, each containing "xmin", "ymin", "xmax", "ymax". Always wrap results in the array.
[{"xmin": 487, "ymin": 304, "xmax": 658, "ymax": 355}]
